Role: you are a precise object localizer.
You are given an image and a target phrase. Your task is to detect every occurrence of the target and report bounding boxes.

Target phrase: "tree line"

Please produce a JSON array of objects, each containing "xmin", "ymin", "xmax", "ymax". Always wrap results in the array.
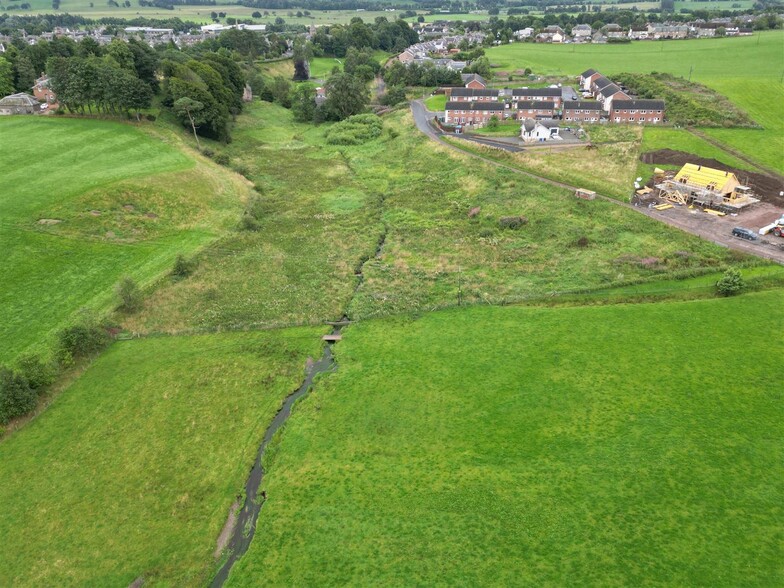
[{"xmin": 309, "ymin": 16, "xmax": 419, "ymax": 57}]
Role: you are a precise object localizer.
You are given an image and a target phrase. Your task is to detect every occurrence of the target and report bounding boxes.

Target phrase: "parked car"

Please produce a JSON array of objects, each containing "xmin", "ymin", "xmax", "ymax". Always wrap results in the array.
[{"xmin": 731, "ymin": 227, "xmax": 758, "ymax": 241}]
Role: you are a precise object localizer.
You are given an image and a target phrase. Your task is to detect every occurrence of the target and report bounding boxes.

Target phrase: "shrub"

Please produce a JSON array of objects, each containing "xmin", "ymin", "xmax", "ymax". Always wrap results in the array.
[
  {"xmin": 479, "ymin": 228, "xmax": 495, "ymax": 238},
  {"xmin": 499, "ymin": 216, "xmax": 528, "ymax": 230},
  {"xmin": 15, "ymin": 353, "xmax": 56, "ymax": 390},
  {"xmin": 214, "ymin": 152, "xmax": 230, "ymax": 166},
  {"xmin": 379, "ymin": 86, "xmax": 407, "ymax": 107},
  {"xmin": 172, "ymin": 254, "xmax": 195, "ymax": 278},
  {"xmin": 201, "ymin": 147, "xmax": 215, "ymax": 158},
  {"xmin": 716, "ymin": 267, "xmax": 745, "ymax": 296},
  {"xmin": 0, "ymin": 368, "xmax": 36, "ymax": 425},
  {"xmin": 116, "ymin": 276, "xmax": 142, "ymax": 313},
  {"xmin": 145, "ymin": 114, "xmax": 156, "ymax": 122},
  {"xmin": 57, "ymin": 313, "xmax": 111, "ymax": 362},
  {"xmin": 325, "ymin": 114, "xmax": 383, "ymax": 145},
  {"xmin": 576, "ymin": 236, "xmax": 589, "ymax": 248},
  {"xmin": 239, "ymin": 194, "xmax": 264, "ymax": 231}
]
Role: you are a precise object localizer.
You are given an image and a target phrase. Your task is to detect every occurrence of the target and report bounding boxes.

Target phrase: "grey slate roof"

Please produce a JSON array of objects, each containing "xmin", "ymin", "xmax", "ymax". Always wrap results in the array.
[
  {"xmin": 0, "ymin": 92, "xmax": 39, "ymax": 106},
  {"xmin": 450, "ymin": 87, "xmax": 499, "ymax": 97},
  {"xmin": 445, "ymin": 101, "xmax": 504, "ymax": 111},
  {"xmin": 563, "ymin": 100, "xmax": 603, "ymax": 110},
  {"xmin": 461, "ymin": 73, "xmax": 487, "ymax": 86},
  {"xmin": 593, "ymin": 77, "xmax": 613, "ymax": 90},
  {"xmin": 512, "ymin": 87, "xmax": 561, "ymax": 97},
  {"xmin": 580, "ymin": 68, "xmax": 597, "ymax": 77},
  {"xmin": 600, "ymin": 84, "xmax": 626, "ymax": 98},
  {"xmin": 611, "ymin": 99, "xmax": 666, "ymax": 110},
  {"xmin": 516, "ymin": 100, "xmax": 556, "ymax": 110}
]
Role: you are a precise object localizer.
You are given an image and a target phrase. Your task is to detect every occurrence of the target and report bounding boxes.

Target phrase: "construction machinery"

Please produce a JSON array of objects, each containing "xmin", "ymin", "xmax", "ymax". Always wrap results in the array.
[{"xmin": 759, "ymin": 215, "xmax": 784, "ymax": 237}]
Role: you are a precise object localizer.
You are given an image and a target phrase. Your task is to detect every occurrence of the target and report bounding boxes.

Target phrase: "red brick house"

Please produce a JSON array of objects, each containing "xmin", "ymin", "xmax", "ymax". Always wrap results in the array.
[
  {"xmin": 610, "ymin": 99, "xmax": 665, "ymax": 124},
  {"xmin": 444, "ymin": 101, "xmax": 506, "ymax": 127},
  {"xmin": 447, "ymin": 87, "xmax": 500, "ymax": 102},
  {"xmin": 512, "ymin": 87, "xmax": 562, "ymax": 108},
  {"xmin": 562, "ymin": 101, "xmax": 603, "ymax": 122},
  {"xmin": 32, "ymin": 74, "xmax": 57, "ymax": 109},
  {"xmin": 514, "ymin": 100, "xmax": 556, "ymax": 119},
  {"xmin": 461, "ymin": 73, "xmax": 487, "ymax": 89},
  {"xmin": 578, "ymin": 69, "xmax": 601, "ymax": 91},
  {"xmin": 591, "ymin": 76, "xmax": 614, "ymax": 97},
  {"xmin": 598, "ymin": 83, "xmax": 630, "ymax": 112}
]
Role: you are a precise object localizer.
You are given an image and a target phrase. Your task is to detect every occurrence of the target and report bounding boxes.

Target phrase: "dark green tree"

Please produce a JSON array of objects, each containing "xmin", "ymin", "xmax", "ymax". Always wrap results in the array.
[{"xmin": 324, "ymin": 72, "xmax": 368, "ymax": 120}]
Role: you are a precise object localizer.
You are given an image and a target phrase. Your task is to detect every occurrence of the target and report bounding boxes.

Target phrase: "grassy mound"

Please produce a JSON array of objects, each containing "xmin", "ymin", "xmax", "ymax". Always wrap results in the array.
[
  {"xmin": 0, "ymin": 117, "xmax": 249, "ymax": 362},
  {"xmin": 227, "ymin": 290, "xmax": 783, "ymax": 586}
]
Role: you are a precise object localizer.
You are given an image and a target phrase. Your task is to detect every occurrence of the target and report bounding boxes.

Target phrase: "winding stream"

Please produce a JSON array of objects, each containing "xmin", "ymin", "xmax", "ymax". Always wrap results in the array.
[{"xmin": 210, "ymin": 333, "xmax": 339, "ymax": 587}]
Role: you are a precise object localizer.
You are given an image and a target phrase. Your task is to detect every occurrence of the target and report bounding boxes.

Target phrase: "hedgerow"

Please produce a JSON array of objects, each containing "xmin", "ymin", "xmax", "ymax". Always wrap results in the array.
[{"xmin": 613, "ymin": 72, "xmax": 756, "ymax": 128}]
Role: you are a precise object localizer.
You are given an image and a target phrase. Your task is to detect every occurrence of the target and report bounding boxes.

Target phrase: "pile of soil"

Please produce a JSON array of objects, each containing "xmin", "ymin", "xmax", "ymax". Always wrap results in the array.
[{"xmin": 640, "ymin": 149, "xmax": 784, "ymax": 207}]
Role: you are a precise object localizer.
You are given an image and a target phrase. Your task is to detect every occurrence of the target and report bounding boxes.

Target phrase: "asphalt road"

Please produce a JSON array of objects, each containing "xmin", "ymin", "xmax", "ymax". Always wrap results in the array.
[{"xmin": 409, "ymin": 100, "xmax": 784, "ymax": 265}]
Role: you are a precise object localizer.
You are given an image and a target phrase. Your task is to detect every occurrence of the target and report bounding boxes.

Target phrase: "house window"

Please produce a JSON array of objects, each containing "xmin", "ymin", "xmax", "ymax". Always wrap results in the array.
[{"xmin": 614, "ymin": 117, "xmax": 620, "ymax": 122}]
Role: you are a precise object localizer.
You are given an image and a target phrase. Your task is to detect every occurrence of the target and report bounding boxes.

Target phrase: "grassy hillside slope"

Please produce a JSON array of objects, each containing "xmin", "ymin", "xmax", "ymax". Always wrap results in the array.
[
  {"xmin": 0, "ymin": 328, "xmax": 322, "ymax": 586},
  {"xmin": 227, "ymin": 290, "xmax": 784, "ymax": 587},
  {"xmin": 486, "ymin": 31, "xmax": 784, "ymax": 172},
  {"xmin": 125, "ymin": 102, "xmax": 755, "ymax": 335},
  {"xmin": 0, "ymin": 117, "xmax": 249, "ymax": 362}
]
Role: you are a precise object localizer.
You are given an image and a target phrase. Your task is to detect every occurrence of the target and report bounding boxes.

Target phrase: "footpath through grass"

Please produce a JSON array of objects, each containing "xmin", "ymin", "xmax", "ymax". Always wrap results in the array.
[
  {"xmin": 0, "ymin": 328, "xmax": 322, "ymax": 586},
  {"xmin": 227, "ymin": 289, "xmax": 784, "ymax": 587},
  {"xmin": 0, "ymin": 117, "xmax": 249, "ymax": 363}
]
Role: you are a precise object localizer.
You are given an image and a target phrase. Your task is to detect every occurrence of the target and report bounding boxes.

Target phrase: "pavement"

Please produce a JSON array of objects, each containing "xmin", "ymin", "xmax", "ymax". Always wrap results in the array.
[{"xmin": 409, "ymin": 100, "xmax": 784, "ymax": 265}]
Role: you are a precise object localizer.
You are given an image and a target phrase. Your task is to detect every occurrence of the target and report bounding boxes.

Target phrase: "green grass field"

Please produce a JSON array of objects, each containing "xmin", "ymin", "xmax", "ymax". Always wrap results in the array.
[
  {"xmin": 6, "ymin": 0, "xmax": 405, "ymax": 25},
  {"xmin": 485, "ymin": 31, "xmax": 784, "ymax": 173},
  {"xmin": 124, "ymin": 102, "xmax": 755, "ymax": 335},
  {"xmin": 0, "ymin": 328, "xmax": 322, "ymax": 586},
  {"xmin": 0, "ymin": 117, "xmax": 249, "ymax": 363},
  {"xmin": 225, "ymin": 289, "xmax": 784, "ymax": 586},
  {"xmin": 424, "ymin": 93, "xmax": 447, "ymax": 111}
]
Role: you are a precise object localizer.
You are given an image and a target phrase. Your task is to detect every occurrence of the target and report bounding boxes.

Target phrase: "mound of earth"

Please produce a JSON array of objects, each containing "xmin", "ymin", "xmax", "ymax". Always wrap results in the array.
[{"xmin": 640, "ymin": 149, "xmax": 784, "ymax": 207}]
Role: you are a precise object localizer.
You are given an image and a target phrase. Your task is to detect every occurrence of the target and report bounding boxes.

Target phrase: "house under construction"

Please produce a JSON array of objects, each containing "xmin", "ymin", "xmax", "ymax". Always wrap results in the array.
[{"xmin": 655, "ymin": 163, "xmax": 759, "ymax": 211}]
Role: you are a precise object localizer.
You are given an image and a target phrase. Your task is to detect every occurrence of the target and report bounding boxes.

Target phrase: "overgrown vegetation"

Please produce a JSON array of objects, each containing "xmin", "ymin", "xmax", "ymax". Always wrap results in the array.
[
  {"xmin": 324, "ymin": 113, "xmax": 383, "ymax": 145},
  {"xmin": 613, "ymin": 72, "xmax": 757, "ymax": 128}
]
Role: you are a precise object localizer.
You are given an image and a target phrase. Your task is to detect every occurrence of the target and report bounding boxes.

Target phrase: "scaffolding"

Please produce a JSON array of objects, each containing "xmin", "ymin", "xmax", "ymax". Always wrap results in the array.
[{"xmin": 654, "ymin": 164, "xmax": 759, "ymax": 212}]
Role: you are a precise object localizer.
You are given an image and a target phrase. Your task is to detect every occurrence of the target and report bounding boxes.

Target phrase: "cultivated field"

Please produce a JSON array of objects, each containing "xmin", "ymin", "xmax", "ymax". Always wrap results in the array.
[
  {"xmin": 9, "ymin": 0, "xmax": 404, "ymax": 25},
  {"xmin": 485, "ymin": 31, "xmax": 784, "ymax": 173},
  {"xmin": 225, "ymin": 290, "xmax": 784, "ymax": 586},
  {"xmin": 0, "ymin": 117, "xmax": 249, "ymax": 363},
  {"xmin": 0, "ymin": 328, "xmax": 322, "ymax": 586}
]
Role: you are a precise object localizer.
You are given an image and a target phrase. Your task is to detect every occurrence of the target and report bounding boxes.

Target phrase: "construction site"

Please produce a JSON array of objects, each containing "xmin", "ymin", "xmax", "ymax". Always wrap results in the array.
[{"xmin": 636, "ymin": 163, "xmax": 760, "ymax": 214}]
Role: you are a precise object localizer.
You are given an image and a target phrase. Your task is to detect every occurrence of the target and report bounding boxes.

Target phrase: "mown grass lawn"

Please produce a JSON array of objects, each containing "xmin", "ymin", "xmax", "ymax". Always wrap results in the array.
[
  {"xmin": 0, "ymin": 328, "xmax": 323, "ymax": 586},
  {"xmin": 424, "ymin": 93, "xmax": 447, "ymax": 111},
  {"xmin": 0, "ymin": 117, "xmax": 249, "ymax": 363},
  {"xmin": 485, "ymin": 31, "xmax": 784, "ymax": 172},
  {"xmin": 227, "ymin": 289, "xmax": 784, "ymax": 587}
]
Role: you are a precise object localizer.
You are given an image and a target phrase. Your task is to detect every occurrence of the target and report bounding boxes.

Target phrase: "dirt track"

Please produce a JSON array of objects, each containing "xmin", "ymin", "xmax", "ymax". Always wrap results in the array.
[{"xmin": 640, "ymin": 149, "xmax": 784, "ymax": 207}]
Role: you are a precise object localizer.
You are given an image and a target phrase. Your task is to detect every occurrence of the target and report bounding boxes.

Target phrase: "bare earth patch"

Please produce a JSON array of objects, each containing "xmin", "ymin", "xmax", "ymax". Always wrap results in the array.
[{"xmin": 214, "ymin": 498, "xmax": 241, "ymax": 559}]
